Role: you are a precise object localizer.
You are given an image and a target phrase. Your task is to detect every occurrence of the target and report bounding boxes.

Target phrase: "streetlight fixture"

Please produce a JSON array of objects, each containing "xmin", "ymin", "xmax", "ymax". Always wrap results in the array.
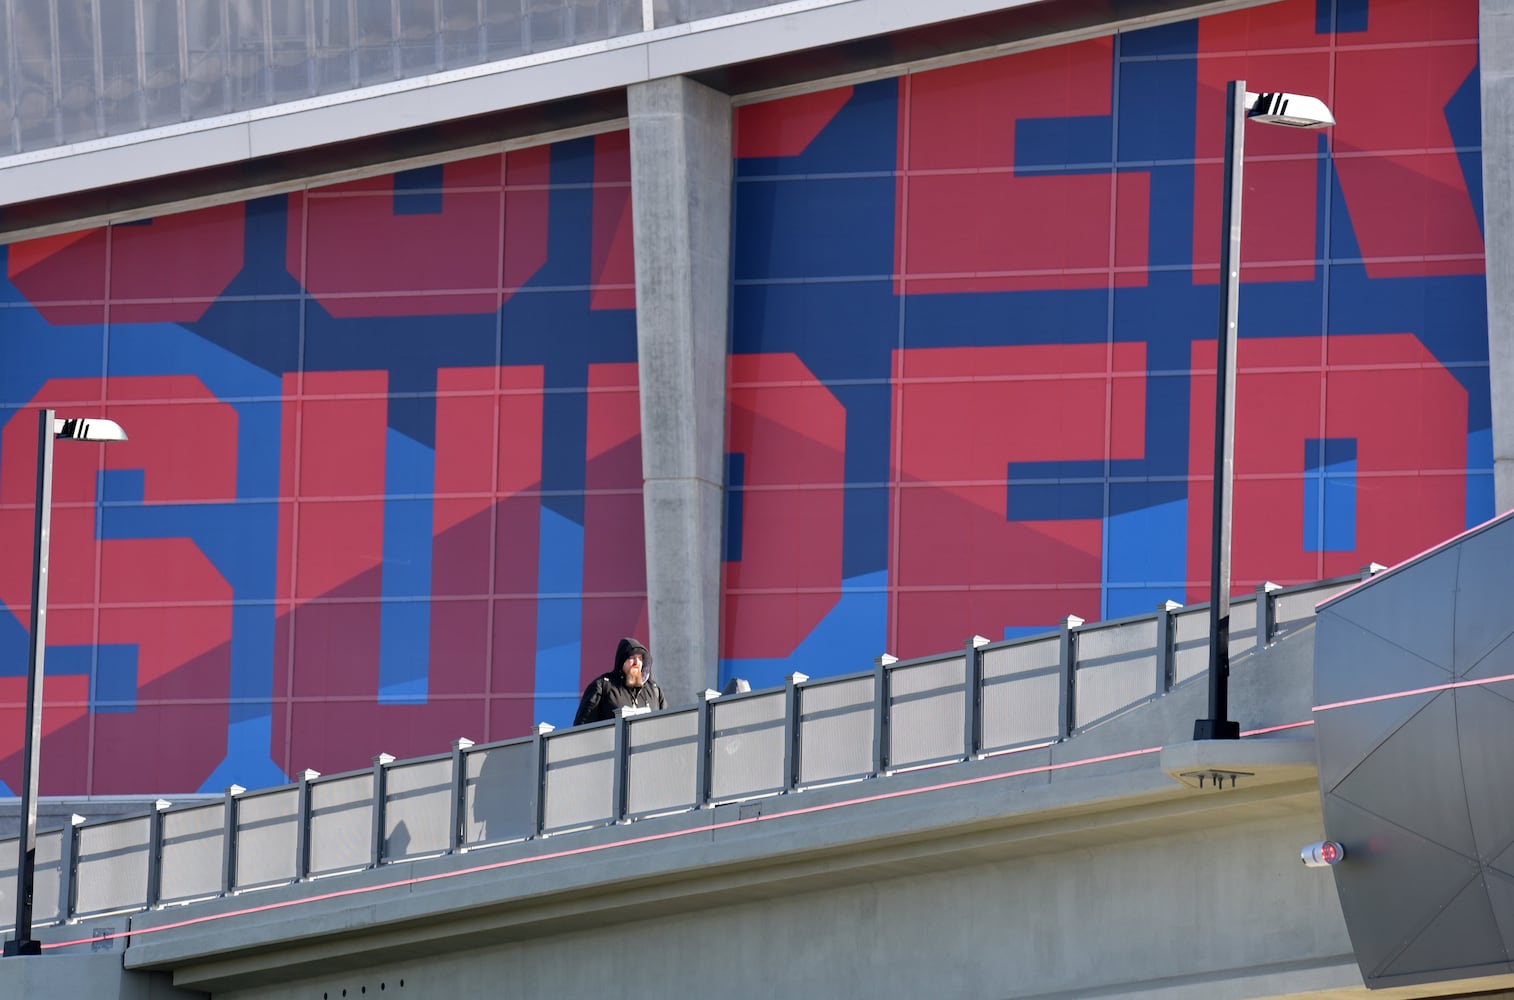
[
  {"xmin": 4, "ymin": 410, "xmax": 128, "ymax": 957},
  {"xmin": 1194, "ymin": 81, "xmax": 1334, "ymax": 742}
]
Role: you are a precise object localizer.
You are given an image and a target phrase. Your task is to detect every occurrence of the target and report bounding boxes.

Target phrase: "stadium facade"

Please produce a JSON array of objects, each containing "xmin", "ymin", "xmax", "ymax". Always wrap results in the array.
[{"xmin": 0, "ymin": 0, "xmax": 1502, "ymax": 796}]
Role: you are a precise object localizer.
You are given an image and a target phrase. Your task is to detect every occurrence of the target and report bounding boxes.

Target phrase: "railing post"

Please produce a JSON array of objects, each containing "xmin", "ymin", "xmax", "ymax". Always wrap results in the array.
[
  {"xmin": 370, "ymin": 753, "xmax": 395, "ymax": 868},
  {"xmin": 1058, "ymin": 615, "xmax": 1084, "ymax": 738},
  {"xmin": 144, "ymin": 799, "xmax": 171, "ymax": 909},
  {"xmin": 221, "ymin": 784, "xmax": 244, "ymax": 895},
  {"xmin": 964, "ymin": 637, "xmax": 988, "ymax": 759},
  {"xmin": 695, "ymin": 689, "xmax": 720, "ymax": 808},
  {"xmin": 449, "ymin": 738, "xmax": 473, "ymax": 853},
  {"xmin": 529, "ymin": 723, "xmax": 554, "ymax": 838},
  {"xmin": 1256, "ymin": 581, "xmax": 1282, "ymax": 650},
  {"xmin": 872, "ymin": 654, "xmax": 897, "ymax": 777},
  {"xmin": 783, "ymin": 672, "xmax": 809, "ymax": 793},
  {"xmin": 58, "ymin": 814, "xmax": 84, "ymax": 924},
  {"xmin": 294, "ymin": 769, "xmax": 320, "ymax": 881},
  {"xmin": 1156, "ymin": 601, "xmax": 1182, "ymax": 694},
  {"xmin": 613, "ymin": 706, "xmax": 649, "ymax": 823}
]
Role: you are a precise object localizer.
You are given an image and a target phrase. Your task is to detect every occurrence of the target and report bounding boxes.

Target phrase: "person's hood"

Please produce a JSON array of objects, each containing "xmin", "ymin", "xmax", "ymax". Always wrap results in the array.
[{"xmin": 614, "ymin": 637, "xmax": 652, "ymax": 678}]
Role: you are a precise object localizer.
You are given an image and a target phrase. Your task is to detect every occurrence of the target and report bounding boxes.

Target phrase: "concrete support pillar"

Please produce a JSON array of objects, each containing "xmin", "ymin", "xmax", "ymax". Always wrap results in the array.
[
  {"xmin": 1483, "ymin": 0, "xmax": 1514, "ymax": 511},
  {"xmin": 627, "ymin": 77, "xmax": 732, "ymax": 703}
]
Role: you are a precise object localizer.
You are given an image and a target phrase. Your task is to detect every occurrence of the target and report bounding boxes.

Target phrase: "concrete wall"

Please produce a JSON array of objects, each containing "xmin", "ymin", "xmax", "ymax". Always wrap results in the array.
[
  {"xmin": 203, "ymin": 812, "xmax": 1354, "ymax": 1000},
  {"xmin": 0, "ymin": 955, "xmax": 200, "ymax": 999}
]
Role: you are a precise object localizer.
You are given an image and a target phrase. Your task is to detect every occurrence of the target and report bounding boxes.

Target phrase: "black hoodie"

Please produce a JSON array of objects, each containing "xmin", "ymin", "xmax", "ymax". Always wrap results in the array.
[{"xmin": 572, "ymin": 637, "xmax": 666, "ymax": 726}]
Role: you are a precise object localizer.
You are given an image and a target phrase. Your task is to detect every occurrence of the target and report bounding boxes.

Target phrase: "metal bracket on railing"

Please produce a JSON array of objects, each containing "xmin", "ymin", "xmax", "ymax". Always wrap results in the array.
[
  {"xmin": 293, "ymin": 770, "xmax": 320, "ymax": 881},
  {"xmin": 370, "ymin": 753, "xmax": 395, "ymax": 868},
  {"xmin": 144, "ymin": 799, "xmax": 172, "ymax": 909},
  {"xmin": 1059, "ymin": 616, "xmax": 1083, "ymax": 737},
  {"xmin": 1256, "ymin": 582, "xmax": 1282, "ymax": 650},
  {"xmin": 58, "ymin": 813, "xmax": 84, "ymax": 924},
  {"xmin": 445, "ymin": 738, "xmax": 469, "ymax": 853},
  {"xmin": 964, "ymin": 637, "xmax": 988, "ymax": 760},
  {"xmin": 783, "ymin": 672, "xmax": 809, "ymax": 793},
  {"xmin": 695, "ymin": 689, "xmax": 721, "ymax": 808},
  {"xmin": 449, "ymin": 738, "xmax": 473, "ymax": 854},
  {"xmin": 529, "ymin": 723, "xmax": 554, "ymax": 839},
  {"xmin": 1155, "ymin": 601, "xmax": 1182, "ymax": 694},
  {"xmin": 872, "ymin": 655, "xmax": 897, "ymax": 777},
  {"xmin": 221, "ymin": 784, "xmax": 245, "ymax": 896}
]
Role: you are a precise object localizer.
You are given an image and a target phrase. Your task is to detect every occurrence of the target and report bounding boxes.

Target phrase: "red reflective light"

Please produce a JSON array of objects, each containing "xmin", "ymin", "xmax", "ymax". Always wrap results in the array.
[{"xmin": 1320, "ymin": 842, "xmax": 1340, "ymax": 864}]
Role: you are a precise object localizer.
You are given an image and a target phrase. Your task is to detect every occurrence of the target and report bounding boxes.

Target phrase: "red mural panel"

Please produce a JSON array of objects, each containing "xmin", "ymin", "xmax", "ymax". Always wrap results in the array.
[
  {"xmin": 890, "ymin": 344, "xmax": 1146, "ymax": 657},
  {"xmin": 899, "ymin": 38, "xmax": 1150, "ymax": 293},
  {"xmin": 580, "ymin": 363, "xmax": 648, "ymax": 681},
  {"xmin": 1185, "ymin": 333, "xmax": 1467, "ymax": 598},
  {"xmin": 0, "ymin": 377, "xmax": 235, "ymax": 793},
  {"xmin": 1196, "ymin": 0, "xmax": 1481, "ymax": 281},
  {"xmin": 736, "ymin": 87, "xmax": 854, "ymax": 159},
  {"xmin": 591, "ymin": 132, "xmax": 636, "ymax": 311},
  {"xmin": 7, "ymin": 204, "xmax": 244, "ymax": 324},
  {"xmin": 723, "ymin": 354, "xmax": 847, "ymax": 660},
  {"xmin": 1194, "ymin": 1, "xmax": 1329, "ymax": 283},
  {"xmin": 272, "ymin": 367, "xmax": 547, "ymax": 772},
  {"xmin": 1332, "ymin": 23, "xmax": 1481, "ymax": 276},
  {"xmin": 294, "ymin": 149, "xmax": 552, "ymax": 318}
]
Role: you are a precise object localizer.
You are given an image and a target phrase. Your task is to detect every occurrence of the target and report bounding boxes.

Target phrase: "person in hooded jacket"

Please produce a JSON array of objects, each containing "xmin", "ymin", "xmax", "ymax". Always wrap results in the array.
[{"xmin": 573, "ymin": 637, "xmax": 666, "ymax": 726}]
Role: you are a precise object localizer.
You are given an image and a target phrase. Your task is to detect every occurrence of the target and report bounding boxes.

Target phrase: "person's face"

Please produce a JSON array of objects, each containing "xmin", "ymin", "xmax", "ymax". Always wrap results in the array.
[{"xmin": 623, "ymin": 652, "xmax": 644, "ymax": 684}]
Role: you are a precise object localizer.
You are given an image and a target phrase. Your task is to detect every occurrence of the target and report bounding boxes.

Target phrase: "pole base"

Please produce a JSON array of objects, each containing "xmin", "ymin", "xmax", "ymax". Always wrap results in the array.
[
  {"xmin": 2, "ymin": 939, "xmax": 41, "ymax": 956},
  {"xmin": 1193, "ymin": 718, "xmax": 1241, "ymax": 741}
]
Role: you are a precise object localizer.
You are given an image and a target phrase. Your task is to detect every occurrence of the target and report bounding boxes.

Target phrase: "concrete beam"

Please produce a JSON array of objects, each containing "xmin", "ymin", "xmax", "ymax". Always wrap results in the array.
[{"xmin": 628, "ymin": 77, "xmax": 732, "ymax": 700}]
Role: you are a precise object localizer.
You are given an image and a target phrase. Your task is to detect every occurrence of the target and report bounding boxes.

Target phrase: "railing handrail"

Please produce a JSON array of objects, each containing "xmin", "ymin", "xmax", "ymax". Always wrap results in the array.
[{"xmin": 0, "ymin": 571, "xmax": 1364, "ymax": 936}]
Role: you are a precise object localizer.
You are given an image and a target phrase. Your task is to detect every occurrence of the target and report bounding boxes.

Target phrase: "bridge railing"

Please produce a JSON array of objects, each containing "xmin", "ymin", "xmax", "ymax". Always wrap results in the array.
[{"xmin": 0, "ymin": 574, "xmax": 1360, "ymax": 934}]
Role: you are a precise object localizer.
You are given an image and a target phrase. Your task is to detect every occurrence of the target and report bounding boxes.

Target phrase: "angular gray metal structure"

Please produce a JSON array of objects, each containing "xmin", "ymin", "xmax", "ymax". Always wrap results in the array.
[{"xmin": 1314, "ymin": 509, "xmax": 1514, "ymax": 989}]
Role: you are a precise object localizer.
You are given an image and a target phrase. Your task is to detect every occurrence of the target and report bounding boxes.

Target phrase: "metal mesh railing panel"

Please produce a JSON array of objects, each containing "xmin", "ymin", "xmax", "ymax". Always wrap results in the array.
[
  {"xmin": 710, "ymin": 692, "xmax": 785, "ymax": 801},
  {"xmin": 980, "ymin": 638, "xmax": 1060, "ymax": 750},
  {"xmin": 798, "ymin": 676, "xmax": 874, "ymax": 785},
  {"xmin": 234, "ymin": 788, "xmax": 299, "ymax": 889},
  {"xmin": 74, "ymin": 817, "xmax": 150, "ymax": 917},
  {"xmin": 30, "ymin": 829, "xmax": 62, "ymax": 925},
  {"xmin": 308, "ymin": 774, "xmax": 374, "ymax": 875},
  {"xmin": 464, "ymin": 741, "xmax": 536, "ymax": 846},
  {"xmin": 1173, "ymin": 607, "xmax": 1211, "ymax": 686},
  {"xmin": 0, "ymin": 839, "xmax": 15, "ymax": 932},
  {"xmin": 384, "ymin": 758, "xmax": 453, "ymax": 861},
  {"xmin": 889, "ymin": 656, "xmax": 966, "ymax": 768},
  {"xmin": 1274, "ymin": 580, "xmax": 1350, "ymax": 635},
  {"xmin": 1073, "ymin": 622, "xmax": 1158, "ymax": 729},
  {"xmin": 627, "ymin": 709, "xmax": 699, "ymax": 816},
  {"xmin": 1229, "ymin": 597, "xmax": 1258, "ymax": 658},
  {"xmin": 159, "ymin": 804, "xmax": 225, "ymax": 904},
  {"xmin": 542, "ymin": 726, "xmax": 615, "ymax": 833},
  {"xmin": 655, "ymin": 0, "xmax": 802, "ymax": 27},
  {"xmin": 2, "ymin": 0, "xmax": 651, "ymax": 157}
]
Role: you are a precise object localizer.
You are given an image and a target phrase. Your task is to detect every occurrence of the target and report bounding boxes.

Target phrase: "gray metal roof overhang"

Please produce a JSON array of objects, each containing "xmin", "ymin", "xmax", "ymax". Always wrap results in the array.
[{"xmin": 0, "ymin": 0, "xmax": 1276, "ymax": 243}]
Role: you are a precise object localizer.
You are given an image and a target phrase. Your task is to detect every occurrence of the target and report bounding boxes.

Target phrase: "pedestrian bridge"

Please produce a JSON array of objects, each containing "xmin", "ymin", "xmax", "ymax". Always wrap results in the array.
[{"xmin": 3, "ymin": 568, "xmax": 1509, "ymax": 1000}]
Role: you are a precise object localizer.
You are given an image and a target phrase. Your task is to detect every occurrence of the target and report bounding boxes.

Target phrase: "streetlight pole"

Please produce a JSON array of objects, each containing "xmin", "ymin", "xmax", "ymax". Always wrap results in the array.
[
  {"xmin": 1194, "ymin": 81, "xmax": 1333, "ymax": 742},
  {"xmin": 4, "ymin": 410, "xmax": 127, "ymax": 957}
]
